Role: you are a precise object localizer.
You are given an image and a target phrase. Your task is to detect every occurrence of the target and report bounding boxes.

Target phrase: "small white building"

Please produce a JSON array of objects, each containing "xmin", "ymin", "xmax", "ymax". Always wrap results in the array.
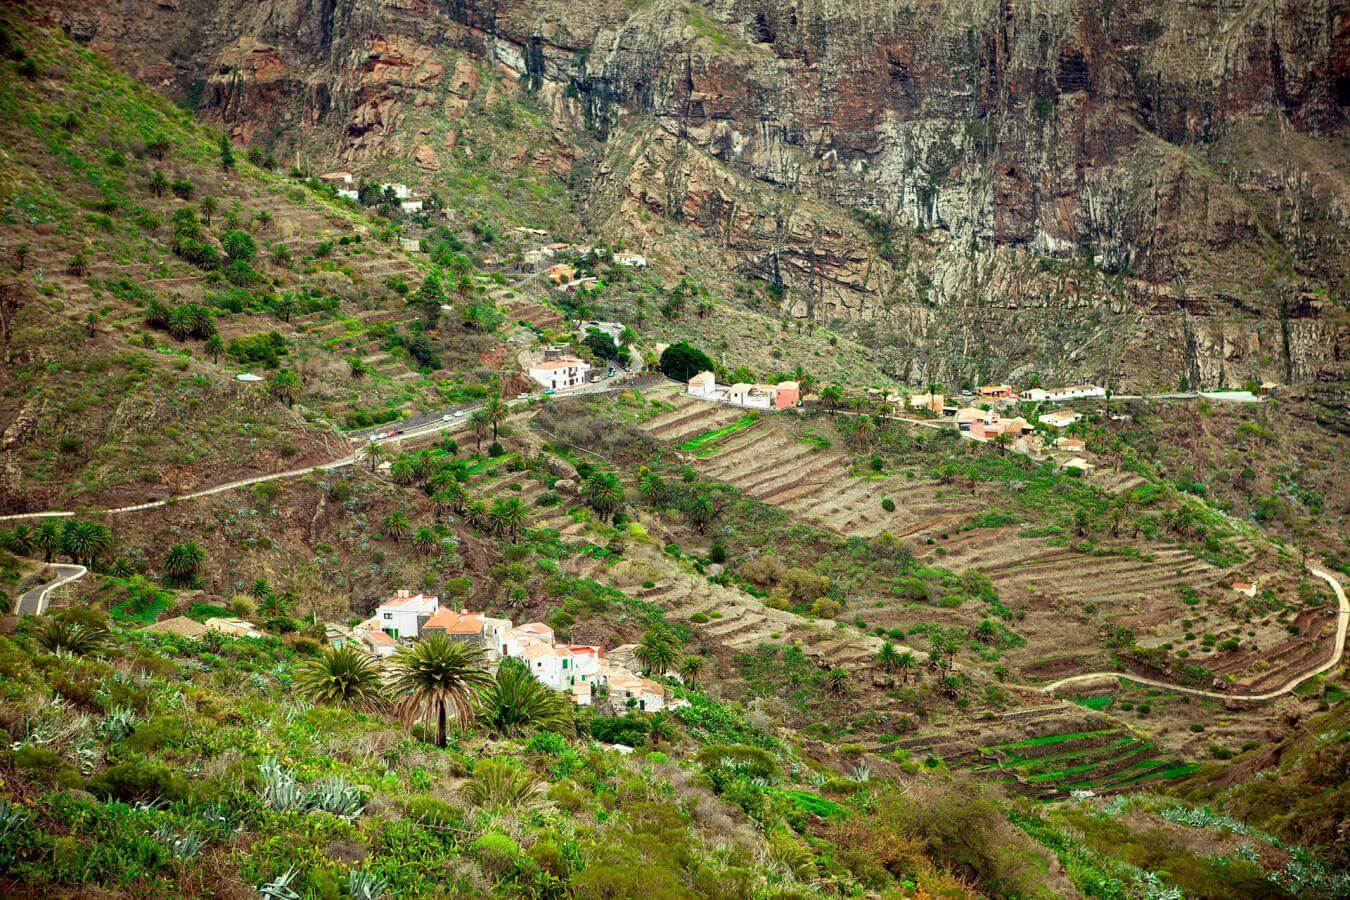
[
  {"xmin": 398, "ymin": 237, "xmax": 421, "ymax": 253},
  {"xmin": 400, "ymin": 199, "xmax": 424, "ymax": 214},
  {"xmin": 354, "ymin": 618, "xmax": 400, "ymax": 658},
  {"xmin": 337, "ymin": 189, "xmax": 359, "ymax": 201},
  {"xmin": 614, "ymin": 253, "xmax": 647, "ymax": 267},
  {"xmin": 380, "ymin": 183, "xmax": 411, "ymax": 200},
  {"xmin": 581, "ymin": 321, "xmax": 625, "ymax": 343},
  {"xmin": 1039, "ymin": 410, "xmax": 1082, "ymax": 430},
  {"xmin": 726, "ymin": 383, "xmax": 775, "ymax": 410},
  {"xmin": 687, "ymin": 371, "xmax": 717, "ymax": 398},
  {"xmin": 1020, "ymin": 385, "xmax": 1107, "ymax": 403},
  {"xmin": 374, "ymin": 589, "xmax": 439, "ymax": 640},
  {"xmin": 528, "ymin": 356, "xmax": 592, "ymax": 390}
]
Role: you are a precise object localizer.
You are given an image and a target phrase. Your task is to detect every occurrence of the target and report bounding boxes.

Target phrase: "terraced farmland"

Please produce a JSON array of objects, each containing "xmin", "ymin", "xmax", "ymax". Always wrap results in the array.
[
  {"xmin": 886, "ymin": 706, "xmax": 1198, "ymax": 799},
  {"xmin": 640, "ymin": 390, "xmax": 983, "ymax": 540}
]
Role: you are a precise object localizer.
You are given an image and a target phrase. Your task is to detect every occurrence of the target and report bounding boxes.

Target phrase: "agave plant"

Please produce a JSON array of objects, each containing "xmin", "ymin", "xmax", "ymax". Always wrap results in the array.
[
  {"xmin": 258, "ymin": 866, "xmax": 301, "ymax": 900},
  {"xmin": 99, "ymin": 705, "xmax": 137, "ymax": 742},
  {"xmin": 460, "ymin": 759, "xmax": 544, "ymax": 811},
  {"xmin": 34, "ymin": 618, "xmax": 107, "ymax": 656},
  {"xmin": 259, "ymin": 757, "xmax": 308, "ymax": 812},
  {"xmin": 295, "ymin": 645, "xmax": 386, "ymax": 712},
  {"xmin": 309, "ymin": 778, "xmax": 366, "ymax": 819},
  {"xmin": 346, "ymin": 870, "xmax": 388, "ymax": 900},
  {"xmin": 152, "ymin": 823, "xmax": 204, "ymax": 858},
  {"xmin": 0, "ymin": 798, "xmax": 27, "ymax": 869}
]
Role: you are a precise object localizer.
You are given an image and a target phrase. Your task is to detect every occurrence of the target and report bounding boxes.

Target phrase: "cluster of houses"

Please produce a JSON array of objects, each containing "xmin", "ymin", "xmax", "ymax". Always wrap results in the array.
[
  {"xmin": 343, "ymin": 590, "xmax": 682, "ymax": 712},
  {"xmin": 521, "ymin": 244, "xmax": 647, "ymax": 293},
  {"xmin": 320, "ymin": 172, "xmax": 426, "ymax": 215},
  {"xmin": 687, "ymin": 371, "xmax": 800, "ymax": 410}
]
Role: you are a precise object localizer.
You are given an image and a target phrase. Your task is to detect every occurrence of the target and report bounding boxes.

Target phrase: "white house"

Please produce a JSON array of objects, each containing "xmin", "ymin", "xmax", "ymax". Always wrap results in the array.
[
  {"xmin": 614, "ymin": 253, "xmax": 647, "ymax": 267},
  {"xmin": 398, "ymin": 237, "xmax": 421, "ymax": 253},
  {"xmin": 380, "ymin": 183, "xmax": 411, "ymax": 200},
  {"xmin": 1020, "ymin": 385, "xmax": 1107, "ymax": 403},
  {"xmin": 354, "ymin": 619, "xmax": 399, "ymax": 658},
  {"xmin": 726, "ymin": 383, "xmax": 776, "ymax": 410},
  {"xmin": 581, "ymin": 321, "xmax": 625, "ymax": 343},
  {"xmin": 374, "ymin": 590, "xmax": 439, "ymax": 640},
  {"xmin": 337, "ymin": 189, "xmax": 359, "ymax": 201},
  {"xmin": 528, "ymin": 356, "xmax": 592, "ymax": 390},
  {"xmin": 319, "ymin": 171, "xmax": 354, "ymax": 185},
  {"xmin": 400, "ymin": 199, "xmax": 424, "ymax": 214},
  {"xmin": 1039, "ymin": 410, "xmax": 1082, "ymax": 430},
  {"xmin": 687, "ymin": 371, "xmax": 717, "ymax": 398}
]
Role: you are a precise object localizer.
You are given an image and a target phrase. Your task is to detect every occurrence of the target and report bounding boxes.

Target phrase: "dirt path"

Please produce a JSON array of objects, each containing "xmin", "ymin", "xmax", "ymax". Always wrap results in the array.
[{"xmin": 1041, "ymin": 566, "xmax": 1347, "ymax": 702}]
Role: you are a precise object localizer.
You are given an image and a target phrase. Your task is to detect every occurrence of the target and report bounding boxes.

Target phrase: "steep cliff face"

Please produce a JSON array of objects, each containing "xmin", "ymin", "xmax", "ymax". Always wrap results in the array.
[{"xmin": 44, "ymin": 0, "xmax": 1349, "ymax": 388}]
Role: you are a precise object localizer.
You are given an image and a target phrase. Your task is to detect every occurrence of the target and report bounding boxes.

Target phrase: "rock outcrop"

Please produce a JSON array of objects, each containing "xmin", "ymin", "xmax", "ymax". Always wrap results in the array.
[{"xmin": 43, "ymin": 0, "xmax": 1349, "ymax": 388}]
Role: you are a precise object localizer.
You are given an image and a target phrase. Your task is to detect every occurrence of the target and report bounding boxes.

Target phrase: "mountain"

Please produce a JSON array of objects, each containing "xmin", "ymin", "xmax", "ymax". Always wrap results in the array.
[{"xmin": 42, "ymin": 0, "xmax": 1350, "ymax": 389}]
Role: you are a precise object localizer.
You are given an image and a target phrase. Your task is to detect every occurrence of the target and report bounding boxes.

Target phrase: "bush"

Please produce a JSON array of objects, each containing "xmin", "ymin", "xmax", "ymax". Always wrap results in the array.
[
  {"xmin": 588, "ymin": 713, "xmax": 649, "ymax": 747},
  {"xmin": 404, "ymin": 794, "xmax": 463, "ymax": 827},
  {"xmin": 471, "ymin": 832, "xmax": 521, "ymax": 874},
  {"xmin": 658, "ymin": 341, "xmax": 715, "ymax": 382},
  {"xmin": 87, "ymin": 761, "xmax": 191, "ymax": 803},
  {"xmin": 810, "ymin": 597, "xmax": 841, "ymax": 618},
  {"xmin": 881, "ymin": 497, "xmax": 896, "ymax": 512},
  {"xmin": 10, "ymin": 746, "xmax": 84, "ymax": 789}
]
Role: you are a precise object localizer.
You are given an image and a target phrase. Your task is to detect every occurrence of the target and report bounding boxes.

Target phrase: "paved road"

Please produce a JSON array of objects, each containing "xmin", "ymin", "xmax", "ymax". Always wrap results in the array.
[
  {"xmin": 0, "ymin": 378, "xmax": 630, "ymax": 523},
  {"xmin": 1041, "ymin": 566, "xmax": 1348, "ymax": 702},
  {"xmin": 15, "ymin": 564, "xmax": 87, "ymax": 616}
]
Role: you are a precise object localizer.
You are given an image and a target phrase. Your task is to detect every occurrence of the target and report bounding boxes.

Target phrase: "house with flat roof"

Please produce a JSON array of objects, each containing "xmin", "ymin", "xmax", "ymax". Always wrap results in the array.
[
  {"xmin": 978, "ymin": 384, "xmax": 1015, "ymax": 399},
  {"xmin": 1039, "ymin": 410, "xmax": 1082, "ymax": 430},
  {"xmin": 528, "ymin": 356, "xmax": 591, "ymax": 390},
  {"xmin": 374, "ymin": 589, "xmax": 439, "ymax": 640},
  {"xmin": 687, "ymin": 371, "xmax": 717, "ymax": 397},
  {"xmin": 1021, "ymin": 385, "xmax": 1106, "ymax": 402}
]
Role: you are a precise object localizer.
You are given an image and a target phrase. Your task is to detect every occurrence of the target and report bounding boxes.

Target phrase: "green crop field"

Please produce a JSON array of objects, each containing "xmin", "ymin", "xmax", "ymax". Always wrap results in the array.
[{"xmin": 677, "ymin": 414, "xmax": 758, "ymax": 454}]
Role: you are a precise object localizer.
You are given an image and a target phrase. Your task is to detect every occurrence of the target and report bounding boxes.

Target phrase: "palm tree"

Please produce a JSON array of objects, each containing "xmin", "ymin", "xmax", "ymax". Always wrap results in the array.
[
  {"xmin": 477, "ymin": 665, "xmax": 575, "ymax": 738},
  {"xmin": 35, "ymin": 618, "xmax": 106, "ymax": 655},
  {"xmin": 205, "ymin": 332, "xmax": 224, "ymax": 363},
  {"xmin": 257, "ymin": 590, "xmax": 290, "ymax": 617},
  {"xmin": 488, "ymin": 497, "xmax": 528, "ymax": 541},
  {"xmin": 199, "ymin": 195, "xmax": 218, "ymax": 225},
  {"xmin": 678, "ymin": 654, "xmax": 706, "ymax": 687},
  {"xmin": 463, "ymin": 499, "xmax": 488, "ymax": 531},
  {"xmin": 647, "ymin": 711, "xmax": 676, "ymax": 746},
  {"xmin": 460, "ymin": 760, "xmax": 544, "ymax": 811},
  {"xmin": 163, "ymin": 541, "xmax": 206, "ymax": 586},
  {"xmin": 819, "ymin": 385, "xmax": 844, "ymax": 413},
  {"xmin": 634, "ymin": 625, "xmax": 679, "ymax": 676},
  {"xmin": 361, "ymin": 441, "xmax": 387, "ymax": 472},
  {"xmin": 381, "ymin": 511, "xmax": 411, "ymax": 543},
  {"xmin": 877, "ymin": 641, "xmax": 901, "ymax": 673},
  {"xmin": 296, "ymin": 645, "xmax": 386, "ymax": 712},
  {"xmin": 581, "ymin": 471, "xmax": 624, "ymax": 523},
  {"xmin": 389, "ymin": 456, "xmax": 418, "ymax": 485},
  {"xmin": 412, "ymin": 526, "xmax": 439, "ymax": 558},
  {"xmin": 248, "ymin": 578, "xmax": 273, "ymax": 604},
  {"xmin": 684, "ymin": 492, "xmax": 715, "ymax": 533},
  {"xmin": 825, "ymin": 667, "xmax": 851, "ymax": 696},
  {"xmin": 34, "ymin": 521, "xmax": 62, "ymax": 562},
  {"xmin": 389, "ymin": 635, "xmax": 491, "ymax": 748},
  {"xmin": 482, "ymin": 394, "xmax": 509, "ymax": 443},
  {"xmin": 2, "ymin": 524, "xmax": 33, "ymax": 556},
  {"xmin": 60, "ymin": 520, "xmax": 110, "ymax": 567},
  {"xmin": 895, "ymin": 650, "xmax": 917, "ymax": 683},
  {"xmin": 638, "ymin": 471, "xmax": 668, "ymax": 506},
  {"xmin": 268, "ymin": 369, "xmax": 301, "ymax": 407},
  {"xmin": 849, "ymin": 415, "xmax": 877, "ymax": 453},
  {"xmin": 469, "ymin": 409, "xmax": 490, "ymax": 452}
]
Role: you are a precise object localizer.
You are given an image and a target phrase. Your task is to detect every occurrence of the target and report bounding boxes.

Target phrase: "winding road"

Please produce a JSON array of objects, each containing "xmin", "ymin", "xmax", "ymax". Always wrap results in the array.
[
  {"xmin": 14, "ymin": 564, "xmax": 87, "ymax": 616},
  {"xmin": 1041, "ymin": 566, "xmax": 1348, "ymax": 702}
]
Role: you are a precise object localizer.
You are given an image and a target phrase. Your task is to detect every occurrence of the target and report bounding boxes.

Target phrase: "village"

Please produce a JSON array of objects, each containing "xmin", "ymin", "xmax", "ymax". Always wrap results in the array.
[{"xmin": 145, "ymin": 589, "xmax": 683, "ymax": 716}]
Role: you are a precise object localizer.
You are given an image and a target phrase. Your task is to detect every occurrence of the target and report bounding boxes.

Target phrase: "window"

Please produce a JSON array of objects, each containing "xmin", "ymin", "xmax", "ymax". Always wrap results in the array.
[{"xmin": 383, "ymin": 612, "xmax": 392, "ymax": 619}]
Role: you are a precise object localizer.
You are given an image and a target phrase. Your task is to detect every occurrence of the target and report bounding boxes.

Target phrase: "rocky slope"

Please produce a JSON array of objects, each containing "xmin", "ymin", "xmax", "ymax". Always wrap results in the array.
[{"xmin": 42, "ymin": 0, "xmax": 1350, "ymax": 389}]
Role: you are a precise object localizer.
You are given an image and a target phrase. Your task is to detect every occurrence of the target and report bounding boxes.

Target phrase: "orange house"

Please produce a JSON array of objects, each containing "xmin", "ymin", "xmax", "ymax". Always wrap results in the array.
[
  {"xmin": 978, "ymin": 384, "xmax": 1015, "ymax": 399},
  {"xmin": 775, "ymin": 380, "xmax": 800, "ymax": 408}
]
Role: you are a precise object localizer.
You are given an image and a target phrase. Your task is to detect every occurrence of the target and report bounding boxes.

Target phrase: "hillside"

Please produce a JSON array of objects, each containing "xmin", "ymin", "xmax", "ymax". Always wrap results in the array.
[{"xmin": 0, "ymin": 2, "xmax": 1347, "ymax": 898}]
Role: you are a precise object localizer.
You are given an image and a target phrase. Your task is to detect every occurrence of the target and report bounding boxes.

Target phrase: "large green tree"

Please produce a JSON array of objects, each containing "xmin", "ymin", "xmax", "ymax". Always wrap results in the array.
[
  {"xmin": 658, "ymin": 341, "xmax": 715, "ymax": 382},
  {"xmin": 389, "ymin": 635, "xmax": 491, "ymax": 748}
]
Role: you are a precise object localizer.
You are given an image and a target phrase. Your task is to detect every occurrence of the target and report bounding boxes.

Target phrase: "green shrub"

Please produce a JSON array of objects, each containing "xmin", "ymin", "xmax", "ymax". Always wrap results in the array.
[
  {"xmin": 87, "ymin": 761, "xmax": 191, "ymax": 803},
  {"xmin": 403, "ymin": 794, "xmax": 463, "ymax": 828},
  {"xmin": 10, "ymin": 746, "xmax": 84, "ymax": 789}
]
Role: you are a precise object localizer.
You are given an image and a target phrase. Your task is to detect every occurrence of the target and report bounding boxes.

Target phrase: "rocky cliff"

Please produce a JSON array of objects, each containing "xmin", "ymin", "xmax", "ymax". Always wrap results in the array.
[{"xmin": 45, "ymin": 0, "xmax": 1349, "ymax": 388}]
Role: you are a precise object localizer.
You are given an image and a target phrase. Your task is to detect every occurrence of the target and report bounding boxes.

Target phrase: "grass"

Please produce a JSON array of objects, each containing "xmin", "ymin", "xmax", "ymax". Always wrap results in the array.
[
  {"xmin": 1073, "ymin": 695, "xmax": 1114, "ymax": 711},
  {"xmin": 676, "ymin": 414, "xmax": 757, "ymax": 454}
]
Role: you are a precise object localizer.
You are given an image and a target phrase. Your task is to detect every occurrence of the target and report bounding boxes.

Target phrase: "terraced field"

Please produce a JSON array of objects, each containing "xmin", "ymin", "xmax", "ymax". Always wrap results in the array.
[
  {"xmin": 640, "ymin": 390, "xmax": 984, "ymax": 540},
  {"xmin": 885, "ymin": 706, "xmax": 1198, "ymax": 799}
]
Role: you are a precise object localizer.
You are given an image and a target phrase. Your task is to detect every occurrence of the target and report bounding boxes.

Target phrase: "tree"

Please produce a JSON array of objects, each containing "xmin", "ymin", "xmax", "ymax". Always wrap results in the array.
[
  {"xmin": 389, "ymin": 456, "xmax": 418, "ymax": 486},
  {"xmin": 268, "ymin": 369, "xmax": 301, "ymax": 407},
  {"xmin": 257, "ymin": 589, "xmax": 291, "ymax": 617},
  {"xmin": 13, "ymin": 243, "xmax": 30, "ymax": 272},
  {"xmin": 199, "ymin": 196, "xmax": 217, "ymax": 225},
  {"xmin": 412, "ymin": 274, "xmax": 444, "ymax": 328},
  {"xmin": 205, "ymin": 332, "xmax": 224, "ymax": 363},
  {"xmin": 638, "ymin": 471, "xmax": 668, "ymax": 506},
  {"xmin": 684, "ymin": 492, "xmax": 715, "ymax": 533},
  {"xmin": 826, "ymin": 667, "xmax": 851, "ymax": 696},
  {"xmin": 634, "ymin": 625, "xmax": 679, "ymax": 676},
  {"xmin": 361, "ymin": 441, "xmax": 387, "ymax": 472},
  {"xmin": 584, "ymin": 328, "xmax": 620, "ymax": 361},
  {"xmin": 488, "ymin": 497, "xmax": 528, "ymax": 541},
  {"xmin": 34, "ymin": 521, "xmax": 62, "ymax": 563},
  {"xmin": 163, "ymin": 541, "xmax": 206, "ymax": 586},
  {"xmin": 389, "ymin": 635, "xmax": 491, "ymax": 748},
  {"xmin": 248, "ymin": 578, "xmax": 272, "ymax": 603},
  {"xmin": 581, "ymin": 471, "xmax": 624, "ymax": 523},
  {"xmin": 819, "ymin": 385, "xmax": 844, "ymax": 413},
  {"xmin": 678, "ymin": 654, "xmax": 706, "ymax": 687},
  {"xmin": 60, "ymin": 520, "xmax": 111, "ymax": 567},
  {"xmin": 469, "ymin": 409, "xmax": 490, "ymax": 452},
  {"xmin": 381, "ymin": 511, "xmax": 411, "ymax": 542},
  {"xmin": 272, "ymin": 294, "xmax": 297, "ymax": 323},
  {"xmin": 847, "ymin": 414, "xmax": 877, "ymax": 452},
  {"xmin": 296, "ymin": 645, "xmax": 386, "ymax": 711},
  {"xmin": 482, "ymin": 394, "xmax": 508, "ymax": 443},
  {"xmin": 148, "ymin": 169, "xmax": 169, "ymax": 197},
  {"xmin": 647, "ymin": 711, "xmax": 676, "ymax": 746},
  {"xmin": 477, "ymin": 665, "xmax": 575, "ymax": 738},
  {"xmin": 877, "ymin": 641, "xmax": 901, "ymax": 673},
  {"xmin": 146, "ymin": 134, "xmax": 171, "ymax": 161},
  {"xmin": 218, "ymin": 135, "xmax": 235, "ymax": 172},
  {"xmin": 896, "ymin": 650, "xmax": 917, "ymax": 683},
  {"xmin": 658, "ymin": 341, "xmax": 715, "ymax": 382},
  {"xmin": 220, "ymin": 230, "xmax": 256, "ymax": 263},
  {"xmin": 412, "ymin": 526, "xmax": 439, "ymax": 558}
]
